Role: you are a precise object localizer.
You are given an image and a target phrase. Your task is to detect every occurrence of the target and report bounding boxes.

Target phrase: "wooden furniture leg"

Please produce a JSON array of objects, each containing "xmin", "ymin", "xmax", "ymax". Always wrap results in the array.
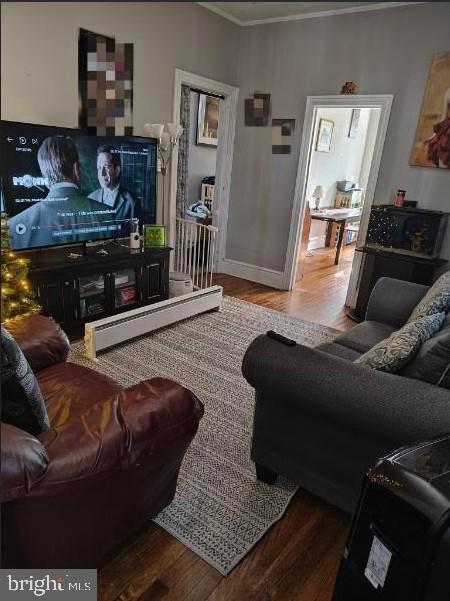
[{"xmin": 335, "ymin": 220, "xmax": 346, "ymax": 265}]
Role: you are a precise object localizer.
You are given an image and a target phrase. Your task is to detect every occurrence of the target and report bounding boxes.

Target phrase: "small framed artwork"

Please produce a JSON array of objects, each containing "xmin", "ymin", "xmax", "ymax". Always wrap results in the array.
[
  {"xmin": 197, "ymin": 94, "xmax": 220, "ymax": 147},
  {"xmin": 316, "ymin": 118, "xmax": 334, "ymax": 152},
  {"xmin": 143, "ymin": 225, "xmax": 166, "ymax": 247},
  {"xmin": 348, "ymin": 109, "xmax": 361, "ymax": 138}
]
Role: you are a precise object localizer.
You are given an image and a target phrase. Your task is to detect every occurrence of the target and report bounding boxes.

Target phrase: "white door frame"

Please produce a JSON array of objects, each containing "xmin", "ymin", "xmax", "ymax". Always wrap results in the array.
[
  {"xmin": 283, "ymin": 94, "xmax": 393, "ymax": 305},
  {"xmin": 169, "ymin": 69, "xmax": 239, "ymax": 267}
]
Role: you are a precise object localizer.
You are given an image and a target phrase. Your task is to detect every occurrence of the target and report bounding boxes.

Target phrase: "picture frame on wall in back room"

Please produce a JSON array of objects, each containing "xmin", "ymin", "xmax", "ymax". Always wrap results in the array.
[
  {"xmin": 197, "ymin": 94, "xmax": 220, "ymax": 147},
  {"xmin": 143, "ymin": 225, "xmax": 166, "ymax": 247},
  {"xmin": 316, "ymin": 118, "xmax": 334, "ymax": 152},
  {"xmin": 348, "ymin": 109, "xmax": 361, "ymax": 139}
]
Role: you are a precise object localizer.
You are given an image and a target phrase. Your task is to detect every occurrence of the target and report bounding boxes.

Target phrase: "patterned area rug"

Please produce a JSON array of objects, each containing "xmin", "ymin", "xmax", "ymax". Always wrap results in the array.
[{"xmin": 71, "ymin": 296, "xmax": 338, "ymax": 575}]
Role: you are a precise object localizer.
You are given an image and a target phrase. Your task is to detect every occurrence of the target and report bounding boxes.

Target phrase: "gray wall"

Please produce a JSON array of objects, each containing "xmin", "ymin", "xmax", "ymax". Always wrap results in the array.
[
  {"xmin": 1, "ymin": 2, "xmax": 239, "ymax": 130},
  {"xmin": 226, "ymin": 3, "xmax": 450, "ymax": 270},
  {"xmin": 186, "ymin": 90, "xmax": 217, "ymax": 207}
]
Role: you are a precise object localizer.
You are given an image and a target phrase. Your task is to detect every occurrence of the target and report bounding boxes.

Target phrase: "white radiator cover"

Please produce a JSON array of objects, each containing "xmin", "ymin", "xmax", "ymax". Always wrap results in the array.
[{"xmin": 84, "ymin": 285, "xmax": 223, "ymax": 359}]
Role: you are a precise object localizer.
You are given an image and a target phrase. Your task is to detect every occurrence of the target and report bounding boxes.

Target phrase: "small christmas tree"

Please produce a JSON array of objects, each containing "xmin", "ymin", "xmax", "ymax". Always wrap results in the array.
[{"xmin": 1, "ymin": 213, "xmax": 40, "ymax": 322}]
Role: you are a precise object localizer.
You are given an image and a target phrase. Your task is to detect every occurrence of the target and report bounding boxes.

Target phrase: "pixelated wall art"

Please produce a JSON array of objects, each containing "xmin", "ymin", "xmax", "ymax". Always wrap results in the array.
[
  {"xmin": 78, "ymin": 29, "xmax": 134, "ymax": 135},
  {"xmin": 245, "ymin": 92, "xmax": 271, "ymax": 126},
  {"xmin": 272, "ymin": 118, "xmax": 295, "ymax": 154}
]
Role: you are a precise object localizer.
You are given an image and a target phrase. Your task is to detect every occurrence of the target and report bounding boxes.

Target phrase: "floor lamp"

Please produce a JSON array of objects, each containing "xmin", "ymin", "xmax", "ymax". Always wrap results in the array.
[{"xmin": 143, "ymin": 123, "xmax": 183, "ymax": 225}]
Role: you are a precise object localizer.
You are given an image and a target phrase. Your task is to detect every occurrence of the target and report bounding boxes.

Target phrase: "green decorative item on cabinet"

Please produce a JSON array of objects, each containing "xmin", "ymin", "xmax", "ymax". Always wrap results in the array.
[{"xmin": 143, "ymin": 224, "xmax": 166, "ymax": 247}]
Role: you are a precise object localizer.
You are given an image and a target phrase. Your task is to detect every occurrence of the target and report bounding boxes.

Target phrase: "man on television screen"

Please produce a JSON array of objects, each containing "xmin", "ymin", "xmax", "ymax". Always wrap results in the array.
[
  {"xmin": 8, "ymin": 136, "xmax": 115, "ymax": 249},
  {"xmin": 88, "ymin": 145, "xmax": 136, "ymax": 224}
]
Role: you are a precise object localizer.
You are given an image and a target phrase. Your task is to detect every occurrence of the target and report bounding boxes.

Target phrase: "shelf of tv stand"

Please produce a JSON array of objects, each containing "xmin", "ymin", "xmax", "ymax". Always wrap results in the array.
[{"xmin": 21, "ymin": 242, "xmax": 171, "ymax": 334}]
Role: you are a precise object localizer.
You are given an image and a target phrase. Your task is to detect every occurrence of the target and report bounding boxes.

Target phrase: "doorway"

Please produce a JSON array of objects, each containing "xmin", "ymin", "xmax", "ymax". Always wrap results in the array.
[
  {"xmin": 169, "ymin": 70, "xmax": 239, "ymax": 269},
  {"xmin": 284, "ymin": 95, "xmax": 393, "ymax": 315}
]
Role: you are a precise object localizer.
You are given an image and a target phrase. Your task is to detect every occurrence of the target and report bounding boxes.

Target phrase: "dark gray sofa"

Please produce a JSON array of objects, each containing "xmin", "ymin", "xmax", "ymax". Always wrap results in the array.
[{"xmin": 242, "ymin": 277, "xmax": 450, "ymax": 514}]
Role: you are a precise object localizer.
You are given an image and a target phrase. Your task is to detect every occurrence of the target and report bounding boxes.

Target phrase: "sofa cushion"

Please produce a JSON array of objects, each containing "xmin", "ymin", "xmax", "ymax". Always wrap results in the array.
[
  {"xmin": 401, "ymin": 320, "xmax": 450, "ymax": 389},
  {"xmin": 408, "ymin": 271, "xmax": 450, "ymax": 322},
  {"xmin": 354, "ymin": 312, "xmax": 445, "ymax": 373},
  {"xmin": 317, "ymin": 342, "xmax": 361, "ymax": 362},
  {"xmin": 1, "ymin": 326, "xmax": 50, "ymax": 435},
  {"xmin": 334, "ymin": 321, "xmax": 396, "ymax": 354}
]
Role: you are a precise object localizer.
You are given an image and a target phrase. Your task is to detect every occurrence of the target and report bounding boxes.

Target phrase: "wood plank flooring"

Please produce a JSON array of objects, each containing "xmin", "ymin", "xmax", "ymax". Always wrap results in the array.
[
  {"xmin": 99, "ymin": 247, "xmax": 355, "ymax": 601},
  {"xmin": 214, "ymin": 245, "xmax": 356, "ymax": 331}
]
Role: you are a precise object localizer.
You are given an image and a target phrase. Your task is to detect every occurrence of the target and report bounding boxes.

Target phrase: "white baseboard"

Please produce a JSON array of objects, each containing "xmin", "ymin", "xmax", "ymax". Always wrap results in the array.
[
  {"xmin": 217, "ymin": 258, "xmax": 286, "ymax": 289},
  {"xmin": 307, "ymin": 235, "xmax": 326, "ymax": 251}
]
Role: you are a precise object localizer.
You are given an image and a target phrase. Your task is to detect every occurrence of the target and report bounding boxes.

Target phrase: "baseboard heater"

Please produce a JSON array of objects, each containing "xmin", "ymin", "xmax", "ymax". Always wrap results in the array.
[{"xmin": 85, "ymin": 285, "xmax": 223, "ymax": 360}]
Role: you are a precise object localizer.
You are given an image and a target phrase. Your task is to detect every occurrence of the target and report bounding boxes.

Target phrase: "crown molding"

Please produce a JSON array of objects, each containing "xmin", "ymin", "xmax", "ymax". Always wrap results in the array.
[
  {"xmin": 198, "ymin": 2, "xmax": 426, "ymax": 27},
  {"xmin": 197, "ymin": 2, "xmax": 243, "ymax": 25}
]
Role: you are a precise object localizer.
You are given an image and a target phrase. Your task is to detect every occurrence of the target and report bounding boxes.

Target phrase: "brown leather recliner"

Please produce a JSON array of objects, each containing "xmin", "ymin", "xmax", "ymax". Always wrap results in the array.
[{"xmin": 1, "ymin": 315, "xmax": 204, "ymax": 568}]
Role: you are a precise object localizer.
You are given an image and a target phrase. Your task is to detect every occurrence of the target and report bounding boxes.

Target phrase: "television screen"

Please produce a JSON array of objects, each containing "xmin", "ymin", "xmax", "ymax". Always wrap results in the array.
[{"xmin": 1, "ymin": 121, "xmax": 157, "ymax": 250}]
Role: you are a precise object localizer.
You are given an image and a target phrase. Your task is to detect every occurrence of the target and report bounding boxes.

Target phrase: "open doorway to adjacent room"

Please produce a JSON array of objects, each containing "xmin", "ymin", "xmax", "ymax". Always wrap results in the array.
[{"xmin": 284, "ymin": 95, "xmax": 393, "ymax": 325}]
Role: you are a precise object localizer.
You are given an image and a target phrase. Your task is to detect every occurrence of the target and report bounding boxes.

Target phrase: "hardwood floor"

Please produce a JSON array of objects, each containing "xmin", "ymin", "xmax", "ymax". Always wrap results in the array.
[
  {"xmin": 214, "ymin": 244, "xmax": 356, "ymax": 331},
  {"xmin": 99, "ymin": 247, "xmax": 355, "ymax": 601}
]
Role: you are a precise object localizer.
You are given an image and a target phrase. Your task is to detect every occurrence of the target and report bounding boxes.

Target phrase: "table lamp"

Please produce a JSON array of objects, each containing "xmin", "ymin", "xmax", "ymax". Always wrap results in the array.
[{"xmin": 312, "ymin": 185, "xmax": 323, "ymax": 211}]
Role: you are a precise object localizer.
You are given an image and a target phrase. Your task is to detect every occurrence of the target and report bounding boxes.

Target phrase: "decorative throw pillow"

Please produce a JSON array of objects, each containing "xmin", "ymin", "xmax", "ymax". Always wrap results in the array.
[
  {"xmin": 1, "ymin": 326, "xmax": 50, "ymax": 435},
  {"xmin": 408, "ymin": 271, "xmax": 450, "ymax": 322},
  {"xmin": 401, "ymin": 324, "xmax": 450, "ymax": 389},
  {"xmin": 354, "ymin": 312, "xmax": 445, "ymax": 373}
]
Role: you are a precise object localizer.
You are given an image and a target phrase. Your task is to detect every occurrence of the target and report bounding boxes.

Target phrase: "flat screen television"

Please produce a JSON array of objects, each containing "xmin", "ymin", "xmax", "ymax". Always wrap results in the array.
[{"xmin": 0, "ymin": 121, "xmax": 157, "ymax": 250}]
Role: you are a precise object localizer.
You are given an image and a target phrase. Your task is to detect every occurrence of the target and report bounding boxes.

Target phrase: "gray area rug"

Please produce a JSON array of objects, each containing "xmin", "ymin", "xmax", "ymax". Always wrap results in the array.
[{"xmin": 71, "ymin": 296, "xmax": 338, "ymax": 575}]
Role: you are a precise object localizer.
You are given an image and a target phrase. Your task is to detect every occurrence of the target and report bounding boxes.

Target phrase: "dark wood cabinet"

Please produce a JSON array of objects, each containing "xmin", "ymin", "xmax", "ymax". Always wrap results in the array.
[
  {"xmin": 354, "ymin": 246, "xmax": 448, "ymax": 319},
  {"xmin": 25, "ymin": 245, "xmax": 171, "ymax": 333}
]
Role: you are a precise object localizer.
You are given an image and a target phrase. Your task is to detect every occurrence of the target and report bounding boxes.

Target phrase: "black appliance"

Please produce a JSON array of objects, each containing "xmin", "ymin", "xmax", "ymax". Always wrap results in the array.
[
  {"xmin": 365, "ymin": 205, "xmax": 448, "ymax": 260},
  {"xmin": 333, "ymin": 436, "xmax": 450, "ymax": 601}
]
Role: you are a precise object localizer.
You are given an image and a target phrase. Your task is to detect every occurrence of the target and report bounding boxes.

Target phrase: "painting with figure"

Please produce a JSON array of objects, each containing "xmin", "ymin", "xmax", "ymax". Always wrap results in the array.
[
  {"xmin": 245, "ymin": 93, "xmax": 271, "ymax": 126},
  {"xmin": 79, "ymin": 29, "xmax": 134, "ymax": 136},
  {"xmin": 410, "ymin": 52, "xmax": 450, "ymax": 169},
  {"xmin": 197, "ymin": 94, "xmax": 220, "ymax": 146}
]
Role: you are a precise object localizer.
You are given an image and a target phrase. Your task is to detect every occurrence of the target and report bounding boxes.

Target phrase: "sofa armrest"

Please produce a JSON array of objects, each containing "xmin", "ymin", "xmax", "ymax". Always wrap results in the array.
[
  {"xmin": 242, "ymin": 335, "xmax": 450, "ymax": 443},
  {"xmin": 1, "ymin": 422, "xmax": 49, "ymax": 503},
  {"xmin": 5, "ymin": 314, "xmax": 70, "ymax": 373},
  {"xmin": 365, "ymin": 277, "xmax": 429, "ymax": 327},
  {"xmin": 34, "ymin": 377, "xmax": 204, "ymax": 488},
  {"xmin": 119, "ymin": 377, "xmax": 204, "ymax": 464}
]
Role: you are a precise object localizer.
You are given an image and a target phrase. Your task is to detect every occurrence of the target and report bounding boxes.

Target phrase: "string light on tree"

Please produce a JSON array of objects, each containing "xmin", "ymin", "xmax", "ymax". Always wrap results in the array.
[{"xmin": 1, "ymin": 213, "xmax": 40, "ymax": 322}]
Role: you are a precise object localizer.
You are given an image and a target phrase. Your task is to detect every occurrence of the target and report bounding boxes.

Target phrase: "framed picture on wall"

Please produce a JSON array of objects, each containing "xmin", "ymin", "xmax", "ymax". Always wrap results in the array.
[
  {"xmin": 348, "ymin": 109, "xmax": 361, "ymax": 139},
  {"xmin": 197, "ymin": 94, "xmax": 220, "ymax": 147},
  {"xmin": 316, "ymin": 118, "xmax": 334, "ymax": 152}
]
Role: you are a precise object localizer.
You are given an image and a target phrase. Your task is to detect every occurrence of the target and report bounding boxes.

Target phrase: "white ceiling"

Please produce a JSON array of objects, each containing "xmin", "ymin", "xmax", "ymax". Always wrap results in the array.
[{"xmin": 198, "ymin": 2, "xmax": 424, "ymax": 26}]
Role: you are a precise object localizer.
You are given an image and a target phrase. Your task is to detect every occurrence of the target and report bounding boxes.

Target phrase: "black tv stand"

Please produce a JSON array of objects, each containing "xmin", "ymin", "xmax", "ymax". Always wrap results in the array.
[{"xmin": 23, "ymin": 244, "xmax": 171, "ymax": 334}]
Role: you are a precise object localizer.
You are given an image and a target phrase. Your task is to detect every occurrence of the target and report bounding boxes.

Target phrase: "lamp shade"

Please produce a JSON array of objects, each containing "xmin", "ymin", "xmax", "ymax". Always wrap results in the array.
[
  {"xmin": 166, "ymin": 122, "xmax": 183, "ymax": 140},
  {"xmin": 312, "ymin": 185, "xmax": 323, "ymax": 199},
  {"xmin": 143, "ymin": 123, "xmax": 164, "ymax": 139},
  {"xmin": 160, "ymin": 132, "xmax": 171, "ymax": 152}
]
